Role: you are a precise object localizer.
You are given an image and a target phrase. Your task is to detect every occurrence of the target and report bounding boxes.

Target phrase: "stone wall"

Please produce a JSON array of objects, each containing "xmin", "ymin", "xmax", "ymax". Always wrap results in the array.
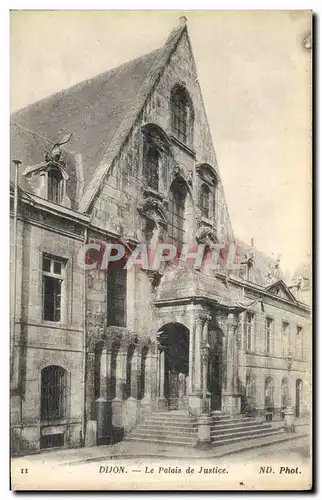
[{"xmin": 10, "ymin": 211, "xmax": 85, "ymax": 454}]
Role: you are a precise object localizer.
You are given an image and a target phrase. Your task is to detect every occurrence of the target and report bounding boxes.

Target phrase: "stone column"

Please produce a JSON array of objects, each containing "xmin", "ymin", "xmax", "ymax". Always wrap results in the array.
[
  {"xmin": 130, "ymin": 348, "xmax": 141, "ymax": 400},
  {"xmin": 201, "ymin": 314, "xmax": 211, "ymax": 414},
  {"xmin": 112, "ymin": 346, "xmax": 126, "ymax": 429},
  {"xmin": 221, "ymin": 312, "xmax": 240, "ymax": 415},
  {"xmin": 99, "ymin": 348, "xmax": 108, "ymax": 399},
  {"xmin": 188, "ymin": 323, "xmax": 194, "ymax": 393},
  {"xmin": 115, "ymin": 347, "xmax": 127, "ymax": 399},
  {"xmin": 194, "ymin": 316, "xmax": 203, "ymax": 393},
  {"xmin": 188, "ymin": 311, "xmax": 212, "ymax": 417},
  {"xmin": 157, "ymin": 346, "xmax": 166, "ymax": 409}
]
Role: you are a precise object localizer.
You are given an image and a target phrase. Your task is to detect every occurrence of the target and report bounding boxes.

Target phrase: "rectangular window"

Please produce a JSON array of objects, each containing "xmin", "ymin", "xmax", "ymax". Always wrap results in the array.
[
  {"xmin": 42, "ymin": 255, "xmax": 65, "ymax": 322},
  {"xmin": 246, "ymin": 312, "xmax": 254, "ymax": 351},
  {"xmin": 40, "ymin": 434, "xmax": 64, "ymax": 449},
  {"xmin": 107, "ymin": 266, "xmax": 127, "ymax": 327},
  {"xmin": 41, "ymin": 366, "xmax": 66, "ymax": 421},
  {"xmin": 296, "ymin": 326, "xmax": 303, "ymax": 359},
  {"xmin": 265, "ymin": 317, "xmax": 273, "ymax": 354},
  {"xmin": 282, "ymin": 321, "xmax": 290, "ymax": 356}
]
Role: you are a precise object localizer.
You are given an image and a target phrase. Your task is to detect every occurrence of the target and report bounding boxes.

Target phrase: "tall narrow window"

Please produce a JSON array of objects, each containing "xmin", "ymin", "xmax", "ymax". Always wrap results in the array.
[
  {"xmin": 41, "ymin": 365, "xmax": 66, "ymax": 421},
  {"xmin": 167, "ymin": 179, "xmax": 187, "ymax": 245},
  {"xmin": 42, "ymin": 255, "xmax": 65, "ymax": 322},
  {"xmin": 245, "ymin": 312, "xmax": 254, "ymax": 351},
  {"xmin": 48, "ymin": 168, "xmax": 63, "ymax": 203},
  {"xmin": 282, "ymin": 321, "xmax": 290, "ymax": 356},
  {"xmin": 143, "ymin": 143, "xmax": 159, "ymax": 191},
  {"xmin": 265, "ymin": 317, "xmax": 273, "ymax": 354},
  {"xmin": 200, "ymin": 184, "xmax": 210, "ymax": 219},
  {"xmin": 171, "ymin": 86, "xmax": 194, "ymax": 145},
  {"xmin": 296, "ymin": 326, "xmax": 303, "ymax": 359},
  {"xmin": 107, "ymin": 266, "xmax": 127, "ymax": 327}
]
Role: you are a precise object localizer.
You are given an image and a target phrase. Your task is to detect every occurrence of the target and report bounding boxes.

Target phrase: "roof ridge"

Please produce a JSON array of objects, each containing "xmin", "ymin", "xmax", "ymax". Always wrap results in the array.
[{"xmin": 11, "ymin": 48, "xmax": 162, "ymax": 118}]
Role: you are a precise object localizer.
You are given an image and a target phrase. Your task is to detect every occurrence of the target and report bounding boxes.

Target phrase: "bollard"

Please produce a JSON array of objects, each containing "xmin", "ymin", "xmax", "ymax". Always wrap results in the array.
[
  {"xmin": 95, "ymin": 397, "xmax": 113, "ymax": 445},
  {"xmin": 195, "ymin": 414, "xmax": 212, "ymax": 449},
  {"xmin": 284, "ymin": 406, "xmax": 295, "ymax": 433}
]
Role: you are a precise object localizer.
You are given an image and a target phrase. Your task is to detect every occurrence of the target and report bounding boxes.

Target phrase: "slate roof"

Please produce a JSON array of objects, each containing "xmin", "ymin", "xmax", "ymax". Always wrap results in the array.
[
  {"xmin": 11, "ymin": 48, "xmax": 161, "ymax": 191},
  {"xmin": 11, "ymin": 19, "xmax": 188, "ymax": 212}
]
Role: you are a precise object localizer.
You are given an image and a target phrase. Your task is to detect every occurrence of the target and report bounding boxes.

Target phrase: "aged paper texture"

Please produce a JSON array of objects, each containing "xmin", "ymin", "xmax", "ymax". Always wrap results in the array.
[{"xmin": 10, "ymin": 10, "xmax": 312, "ymax": 491}]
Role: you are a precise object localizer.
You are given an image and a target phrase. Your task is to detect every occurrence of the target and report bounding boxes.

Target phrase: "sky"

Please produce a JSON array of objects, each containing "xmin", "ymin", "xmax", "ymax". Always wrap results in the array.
[{"xmin": 10, "ymin": 10, "xmax": 312, "ymax": 277}]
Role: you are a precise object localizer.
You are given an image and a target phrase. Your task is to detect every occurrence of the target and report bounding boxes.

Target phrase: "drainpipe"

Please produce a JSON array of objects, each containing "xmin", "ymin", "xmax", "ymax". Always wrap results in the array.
[
  {"xmin": 82, "ymin": 226, "xmax": 88, "ymax": 445},
  {"xmin": 11, "ymin": 160, "xmax": 21, "ymax": 383}
]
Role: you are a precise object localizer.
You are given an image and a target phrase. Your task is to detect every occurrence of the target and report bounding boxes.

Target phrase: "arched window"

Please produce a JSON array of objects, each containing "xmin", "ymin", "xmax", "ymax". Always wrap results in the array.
[
  {"xmin": 264, "ymin": 377, "xmax": 274, "ymax": 408},
  {"xmin": 48, "ymin": 168, "xmax": 63, "ymax": 204},
  {"xmin": 143, "ymin": 143, "xmax": 159, "ymax": 191},
  {"xmin": 41, "ymin": 365, "xmax": 66, "ymax": 421},
  {"xmin": 167, "ymin": 179, "xmax": 188, "ymax": 245},
  {"xmin": 200, "ymin": 184, "xmax": 210, "ymax": 219},
  {"xmin": 171, "ymin": 86, "xmax": 194, "ymax": 145}
]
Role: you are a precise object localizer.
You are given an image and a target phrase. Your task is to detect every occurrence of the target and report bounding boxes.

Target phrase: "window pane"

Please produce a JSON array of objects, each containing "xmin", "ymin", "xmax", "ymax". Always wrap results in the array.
[
  {"xmin": 43, "ymin": 276, "xmax": 61, "ymax": 322},
  {"xmin": 41, "ymin": 366, "xmax": 66, "ymax": 421},
  {"xmin": 54, "ymin": 261, "xmax": 62, "ymax": 275},
  {"xmin": 107, "ymin": 268, "xmax": 127, "ymax": 327},
  {"xmin": 43, "ymin": 257, "xmax": 51, "ymax": 272}
]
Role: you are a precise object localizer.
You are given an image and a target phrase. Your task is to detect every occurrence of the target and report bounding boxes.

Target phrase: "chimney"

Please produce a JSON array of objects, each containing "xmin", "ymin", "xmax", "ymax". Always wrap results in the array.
[
  {"xmin": 251, "ymin": 238, "xmax": 254, "ymax": 247},
  {"xmin": 179, "ymin": 16, "xmax": 187, "ymax": 27}
]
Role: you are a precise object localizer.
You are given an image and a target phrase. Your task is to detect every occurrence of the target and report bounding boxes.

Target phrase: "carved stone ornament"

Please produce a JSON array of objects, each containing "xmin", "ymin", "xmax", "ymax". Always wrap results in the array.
[
  {"xmin": 44, "ymin": 133, "xmax": 73, "ymax": 169},
  {"xmin": 265, "ymin": 254, "xmax": 282, "ymax": 284},
  {"xmin": 241, "ymin": 248, "xmax": 256, "ymax": 267},
  {"xmin": 137, "ymin": 197, "xmax": 167, "ymax": 227},
  {"xmin": 195, "ymin": 225, "xmax": 218, "ymax": 245},
  {"xmin": 172, "ymin": 163, "xmax": 184, "ymax": 178},
  {"xmin": 142, "ymin": 269, "xmax": 162, "ymax": 288}
]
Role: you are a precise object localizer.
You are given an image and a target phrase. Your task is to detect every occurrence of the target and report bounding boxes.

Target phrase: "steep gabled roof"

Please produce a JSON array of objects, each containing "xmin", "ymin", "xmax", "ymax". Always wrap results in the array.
[
  {"xmin": 79, "ymin": 21, "xmax": 187, "ymax": 212},
  {"xmin": 11, "ymin": 48, "xmax": 161, "ymax": 193}
]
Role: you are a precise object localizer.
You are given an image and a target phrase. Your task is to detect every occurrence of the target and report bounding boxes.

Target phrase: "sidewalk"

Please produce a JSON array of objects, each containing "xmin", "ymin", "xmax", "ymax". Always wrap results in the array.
[{"xmin": 12, "ymin": 424, "xmax": 310, "ymax": 466}]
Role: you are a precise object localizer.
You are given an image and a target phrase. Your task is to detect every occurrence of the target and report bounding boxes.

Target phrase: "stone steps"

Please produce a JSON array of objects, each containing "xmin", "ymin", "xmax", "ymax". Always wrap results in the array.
[
  {"xmin": 213, "ymin": 428, "xmax": 284, "ymax": 447},
  {"xmin": 211, "ymin": 423, "xmax": 272, "ymax": 437},
  {"xmin": 124, "ymin": 410, "xmax": 285, "ymax": 448}
]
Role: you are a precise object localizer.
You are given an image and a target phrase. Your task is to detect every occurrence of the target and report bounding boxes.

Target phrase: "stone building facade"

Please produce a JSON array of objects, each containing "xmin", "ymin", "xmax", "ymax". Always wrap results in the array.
[{"xmin": 10, "ymin": 17, "xmax": 311, "ymax": 454}]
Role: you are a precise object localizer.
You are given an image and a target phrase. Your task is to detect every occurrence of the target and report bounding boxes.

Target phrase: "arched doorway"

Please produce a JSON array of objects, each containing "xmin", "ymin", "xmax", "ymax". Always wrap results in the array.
[
  {"xmin": 158, "ymin": 323, "xmax": 189, "ymax": 410},
  {"xmin": 295, "ymin": 379, "xmax": 302, "ymax": 417}
]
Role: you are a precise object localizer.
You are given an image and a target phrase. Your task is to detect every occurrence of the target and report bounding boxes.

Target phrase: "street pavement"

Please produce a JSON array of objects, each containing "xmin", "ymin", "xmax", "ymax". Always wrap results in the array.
[{"xmin": 11, "ymin": 425, "xmax": 310, "ymax": 467}]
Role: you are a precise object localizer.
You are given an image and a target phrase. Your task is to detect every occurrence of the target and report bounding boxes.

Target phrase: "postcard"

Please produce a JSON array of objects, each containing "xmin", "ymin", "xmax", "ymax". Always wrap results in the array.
[{"xmin": 10, "ymin": 10, "xmax": 312, "ymax": 491}]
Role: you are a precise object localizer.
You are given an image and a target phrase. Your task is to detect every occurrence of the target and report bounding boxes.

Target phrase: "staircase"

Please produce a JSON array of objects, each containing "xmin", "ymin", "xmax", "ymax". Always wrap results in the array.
[
  {"xmin": 124, "ymin": 410, "xmax": 284, "ymax": 448},
  {"xmin": 211, "ymin": 412, "xmax": 283, "ymax": 447}
]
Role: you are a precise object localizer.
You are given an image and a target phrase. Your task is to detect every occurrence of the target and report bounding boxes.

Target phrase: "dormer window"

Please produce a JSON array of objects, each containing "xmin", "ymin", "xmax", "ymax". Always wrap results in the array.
[
  {"xmin": 170, "ymin": 86, "xmax": 194, "ymax": 146},
  {"xmin": 48, "ymin": 168, "xmax": 63, "ymax": 204}
]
